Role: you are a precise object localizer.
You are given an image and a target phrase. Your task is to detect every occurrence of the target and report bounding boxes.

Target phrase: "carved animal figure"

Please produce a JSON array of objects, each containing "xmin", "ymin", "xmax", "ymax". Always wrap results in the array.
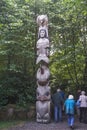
[
  {"xmin": 36, "ymin": 79, "xmax": 51, "ymax": 123},
  {"xmin": 36, "ymin": 101, "xmax": 50, "ymax": 123},
  {"xmin": 36, "ymin": 65, "xmax": 50, "ymax": 83},
  {"xmin": 37, "ymin": 15, "xmax": 48, "ymax": 26}
]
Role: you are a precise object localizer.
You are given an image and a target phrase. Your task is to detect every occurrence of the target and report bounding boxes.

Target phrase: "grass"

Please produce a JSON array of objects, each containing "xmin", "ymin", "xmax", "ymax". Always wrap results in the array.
[{"xmin": 0, "ymin": 120, "xmax": 26, "ymax": 130}]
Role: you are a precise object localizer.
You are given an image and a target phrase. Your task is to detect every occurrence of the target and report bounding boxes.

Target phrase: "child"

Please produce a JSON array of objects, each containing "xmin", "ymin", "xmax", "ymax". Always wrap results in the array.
[{"xmin": 64, "ymin": 95, "xmax": 75, "ymax": 129}]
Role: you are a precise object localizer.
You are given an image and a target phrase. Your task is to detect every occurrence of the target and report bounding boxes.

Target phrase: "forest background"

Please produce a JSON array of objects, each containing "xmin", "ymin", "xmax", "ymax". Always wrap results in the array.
[{"xmin": 0, "ymin": 0, "xmax": 87, "ymax": 107}]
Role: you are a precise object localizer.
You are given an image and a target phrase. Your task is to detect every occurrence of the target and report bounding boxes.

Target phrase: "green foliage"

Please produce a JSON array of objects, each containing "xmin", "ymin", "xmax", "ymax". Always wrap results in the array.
[
  {"xmin": 0, "ymin": 0, "xmax": 37, "ymax": 106},
  {"xmin": 0, "ymin": 120, "xmax": 25, "ymax": 129},
  {"xmin": 49, "ymin": 0, "xmax": 87, "ymax": 91},
  {"xmin": 0, "ymin": 71, "xmax": 36, "ymax": 107},
  {"xmin": 0, "ymin": 0, "xmax": 87, "ymax": 107}
]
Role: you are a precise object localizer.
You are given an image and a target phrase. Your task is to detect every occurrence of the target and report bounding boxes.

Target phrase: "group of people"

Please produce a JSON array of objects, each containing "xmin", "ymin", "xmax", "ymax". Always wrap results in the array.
[{"xmin": 51, "ymin": 88, "xmax": 87, "ymax": 129}]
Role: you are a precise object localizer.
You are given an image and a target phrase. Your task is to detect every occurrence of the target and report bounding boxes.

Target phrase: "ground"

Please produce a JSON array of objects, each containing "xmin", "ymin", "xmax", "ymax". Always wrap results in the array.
[{"xmin": 7, "ymin": 118, "xmax": 87, "ymax": 130}]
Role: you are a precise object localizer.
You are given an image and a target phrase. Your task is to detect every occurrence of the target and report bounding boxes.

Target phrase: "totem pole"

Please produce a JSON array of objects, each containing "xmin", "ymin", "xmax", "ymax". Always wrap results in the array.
[{"xmin": 36, "ymin": 15, "xmax": 51, "ymax": 123}]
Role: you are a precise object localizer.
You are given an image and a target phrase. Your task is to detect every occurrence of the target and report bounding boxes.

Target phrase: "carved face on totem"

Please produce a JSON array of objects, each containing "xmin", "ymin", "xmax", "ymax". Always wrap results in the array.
[{"xmin": 39, "ymin": 29, "xmax": 46, "ymax": 38}]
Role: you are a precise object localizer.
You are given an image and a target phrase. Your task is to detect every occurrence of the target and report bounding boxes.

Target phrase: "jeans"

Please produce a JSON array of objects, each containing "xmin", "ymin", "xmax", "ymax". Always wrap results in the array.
[
  {"xmin": 54, "ymin": 105, "xmax": 62, "ymax": 122},
  {"xmin": 67, "ymin": 114, "xmax": 74, "ymax": 126}
]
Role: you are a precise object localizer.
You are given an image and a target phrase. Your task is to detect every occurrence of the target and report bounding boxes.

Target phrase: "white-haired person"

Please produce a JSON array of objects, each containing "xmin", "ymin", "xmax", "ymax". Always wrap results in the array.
[
  {"xmin": 78, "ymin": 91, "xmax": 87, "ymax": 123},
  {"xmin": 64, "ymin": 95, "xmax": 75, "ymax": 129}
]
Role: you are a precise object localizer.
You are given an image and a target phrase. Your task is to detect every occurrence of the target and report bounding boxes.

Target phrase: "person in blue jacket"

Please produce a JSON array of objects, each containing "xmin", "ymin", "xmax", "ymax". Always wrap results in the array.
[{"xmin": 64, "ymin": 94, "xmax": 75, "ymax": 129}]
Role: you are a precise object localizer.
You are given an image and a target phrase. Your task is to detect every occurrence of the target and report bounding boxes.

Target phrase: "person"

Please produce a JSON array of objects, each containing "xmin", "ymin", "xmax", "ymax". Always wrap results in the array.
[
  {"xmin": 76, "ymin": 89, "xmax": 81, "ymax": 118},
  {"xmin": 76, "ymin": 99, "xmax": 81, "ymax": 119},
  {"xmin": 52, "ymin": 89, "xmax": 64, "ymax": 122},
  {"xmin": 78, "ymin": 91, "xmax": 87, "ymax": 123},
  {"xmin": 64, "ymin": 94, "xmax": 75, "ymax": 129},
  {"xmin": 76, "ymin": 90, "xmax": 81, "ymax": 100},
  {"xmin": 59, "ymin": 88, "xmax": 65, "ymax": 100}
]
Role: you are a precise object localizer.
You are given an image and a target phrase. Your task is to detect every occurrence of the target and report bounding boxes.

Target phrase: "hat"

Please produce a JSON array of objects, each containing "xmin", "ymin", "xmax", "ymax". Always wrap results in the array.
[
  {"xmin": 81, "ymin": 91, "xmax": 85, "ymax": 95},
  {"xmin": 68, "ymin": 95, "xmax": 74, "ymax": 99},
  {"xmin": 57, "ymin": 88, "xmax": 61, "ymax": 92}
]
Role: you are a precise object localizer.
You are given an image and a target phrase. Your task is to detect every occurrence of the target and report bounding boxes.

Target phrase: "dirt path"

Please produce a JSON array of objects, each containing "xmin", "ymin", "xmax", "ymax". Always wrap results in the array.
[{"xmin": 8, "ymin": 119, "xmax": 87, "ymax": 130}]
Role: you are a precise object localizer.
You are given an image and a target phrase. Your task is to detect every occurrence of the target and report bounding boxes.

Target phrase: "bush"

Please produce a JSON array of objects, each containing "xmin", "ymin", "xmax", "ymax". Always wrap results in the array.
[{"xmin": 0, "ymin": 71, "xmax": 36, "ymax": 107}]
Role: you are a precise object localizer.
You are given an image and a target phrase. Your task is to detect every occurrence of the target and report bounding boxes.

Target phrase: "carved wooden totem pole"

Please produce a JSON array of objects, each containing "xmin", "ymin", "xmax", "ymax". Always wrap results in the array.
[{"xmin": 36, "ymin": 15, "xmax": 51, "ymax": 123}]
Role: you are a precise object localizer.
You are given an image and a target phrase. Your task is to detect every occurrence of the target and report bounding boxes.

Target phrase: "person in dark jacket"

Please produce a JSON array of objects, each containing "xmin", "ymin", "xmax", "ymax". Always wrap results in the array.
[{"xmin": 52, "ymin": 89, "xmax": 64, "ymax": 122}]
